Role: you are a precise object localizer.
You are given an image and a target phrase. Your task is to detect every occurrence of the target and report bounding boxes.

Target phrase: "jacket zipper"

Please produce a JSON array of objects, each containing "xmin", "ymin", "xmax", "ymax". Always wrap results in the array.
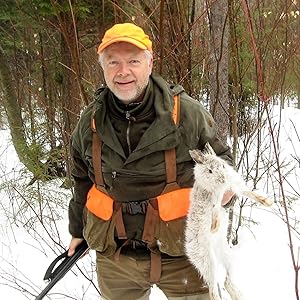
[
  {"xmin": 125, "ymin": 111, "xmax": 136, "ymax": 155},
  {"xmin": 108, "ymin": 169, "xmax": 185, "ymax": 178}
]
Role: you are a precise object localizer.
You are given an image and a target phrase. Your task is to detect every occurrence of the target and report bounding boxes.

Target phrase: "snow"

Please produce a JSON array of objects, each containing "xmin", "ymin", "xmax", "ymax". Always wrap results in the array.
[{"xmin": 0, "ymin": 105, "xmax": 299, "ymax": 300}]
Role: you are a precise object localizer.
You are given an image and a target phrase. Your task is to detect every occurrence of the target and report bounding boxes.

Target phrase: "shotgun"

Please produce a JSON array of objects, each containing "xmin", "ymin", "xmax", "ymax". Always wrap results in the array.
[{"xmin": 35, "ymin": 240, "xmax": 89, "ymax": 300}]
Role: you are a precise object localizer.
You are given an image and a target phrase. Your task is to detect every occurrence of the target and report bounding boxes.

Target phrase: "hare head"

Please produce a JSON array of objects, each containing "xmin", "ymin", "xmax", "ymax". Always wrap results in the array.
[{"xmin": 189, "ymin": 143, "xmax": 227, "ymax": 189}]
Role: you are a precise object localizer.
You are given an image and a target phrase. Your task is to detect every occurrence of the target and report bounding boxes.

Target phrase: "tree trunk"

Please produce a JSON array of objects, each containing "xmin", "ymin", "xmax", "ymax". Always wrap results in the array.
[
  {"xmin": 0, "ymin": 46, "xmax": 43, "ymax": 175},
  {"xmin": 0, "ymin": 46, "xmax": 66, "ymax": 181},
  {"xmin": 206, "ymin": 0, "xmax": 230, "ymax": 143},
  {"xmin": 228, "ymin": 0, "xmax": 239, "ymax": 161},
  {"xmin": 51, "ymin": 0, "xmax": 88, "ymax": 137},
  {"xmin": 298, "ymin": 89, "xmax": 300, "ymax": 109}
]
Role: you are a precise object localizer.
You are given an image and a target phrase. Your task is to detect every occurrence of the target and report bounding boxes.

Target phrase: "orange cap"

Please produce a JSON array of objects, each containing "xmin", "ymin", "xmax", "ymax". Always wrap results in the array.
[{"xmin": 97, "ymin": 23, "xmax": 152, "ymax": 54}]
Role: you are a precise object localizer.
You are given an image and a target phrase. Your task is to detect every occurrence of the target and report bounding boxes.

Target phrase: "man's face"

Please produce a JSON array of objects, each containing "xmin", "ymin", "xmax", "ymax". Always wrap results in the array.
[{"xmin": 100, "ymin": 42, "xmax": 153, "ymax": 104}]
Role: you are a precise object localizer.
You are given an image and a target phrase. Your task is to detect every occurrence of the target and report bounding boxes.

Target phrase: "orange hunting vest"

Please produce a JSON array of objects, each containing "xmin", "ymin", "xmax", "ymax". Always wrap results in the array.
[
  {"xmin": 85, "ymin": 93, "xmax": 191, "ymax": 283},
  {"xmin": 85, "ymin": 94, "xmax": 191, "ymax": 222}
]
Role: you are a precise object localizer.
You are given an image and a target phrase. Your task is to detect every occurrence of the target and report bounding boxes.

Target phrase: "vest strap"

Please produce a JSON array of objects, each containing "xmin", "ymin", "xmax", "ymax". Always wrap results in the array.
[
  {"xmin": 90, "ymin": 94, "xmax": 182, "ymax": 285},
  {"xmin": 114, "ymin": 202, "xmax": 127, "ymax": 240},
  {"xmin": 163, "ymin": 94, "xmax": 180, "ymax": 191},
  {"xmin": 164, "ymin": 149, "xmax": 177, "ymax": 184},
  {"xmin": 142, "ymin": 199, "xmax": 159, "ymax": 243},
  {"xmin": 92, "ymin": 130, "xmax": 105, "ymax": 188},
  {"xmin": 114, "ymin": 239, "xmax": 130, "ymax": 262},
  {"xmin": 150, "ymin": 251, "xmax": 161, "ymax": 284},
  {"xmin": 91, "ymin": 105, "xmax": 104, "ymax": 189}
]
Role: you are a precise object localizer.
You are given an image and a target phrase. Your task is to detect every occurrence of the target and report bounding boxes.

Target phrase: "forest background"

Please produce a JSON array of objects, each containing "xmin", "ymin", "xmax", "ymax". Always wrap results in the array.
[{"xmin": 0, "ymin": 0, "xmax": 299, "ymax": 299}]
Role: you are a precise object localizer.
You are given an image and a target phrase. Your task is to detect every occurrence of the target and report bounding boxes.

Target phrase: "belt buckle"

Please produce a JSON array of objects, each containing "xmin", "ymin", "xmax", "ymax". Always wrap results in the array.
[
  {"xmin": 131, "ymin": 202, "xmax": 143, "ymax": 214},
  {"xmin": 131, "ymin": 240, "xmax": 147, "ymax": 250},
  {"xmin": 127, "ymin": 201, "xmax": 148, "ymax": 215}
]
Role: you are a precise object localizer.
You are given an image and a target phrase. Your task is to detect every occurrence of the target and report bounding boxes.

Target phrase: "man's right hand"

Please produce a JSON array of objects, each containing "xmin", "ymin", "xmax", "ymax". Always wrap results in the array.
[{"xmin": 68, "ymin": 237, "xmax": 85, "ymax": 256}]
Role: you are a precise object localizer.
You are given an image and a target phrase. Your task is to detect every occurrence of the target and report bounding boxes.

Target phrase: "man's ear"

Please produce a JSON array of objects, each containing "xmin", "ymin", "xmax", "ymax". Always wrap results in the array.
[
  {"xmin": 98, "ymin": 51, "xmax": 106, "ymax": 69},
  {"xmin": 149, "ymin": 56, "xmax": 153, "ymax": 74}
]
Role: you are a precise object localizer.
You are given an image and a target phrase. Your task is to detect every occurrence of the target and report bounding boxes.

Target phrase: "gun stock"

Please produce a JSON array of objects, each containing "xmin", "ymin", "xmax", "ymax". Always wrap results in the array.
[{"xmin": 35, "ymin": 240, "xmax": 89, "ymax": 300}]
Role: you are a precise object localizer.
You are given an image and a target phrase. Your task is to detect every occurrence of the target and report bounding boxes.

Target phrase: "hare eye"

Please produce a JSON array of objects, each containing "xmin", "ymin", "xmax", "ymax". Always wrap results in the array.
[{"xmin": 208, "ymin": 169, "xmax": 213, "ymax": 173}]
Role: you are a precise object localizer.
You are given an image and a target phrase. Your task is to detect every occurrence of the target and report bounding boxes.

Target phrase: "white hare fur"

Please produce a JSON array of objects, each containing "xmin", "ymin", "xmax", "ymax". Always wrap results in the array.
[{"xmin": 185, "ymin": 143, "xmax": 272, "ymax": 300}]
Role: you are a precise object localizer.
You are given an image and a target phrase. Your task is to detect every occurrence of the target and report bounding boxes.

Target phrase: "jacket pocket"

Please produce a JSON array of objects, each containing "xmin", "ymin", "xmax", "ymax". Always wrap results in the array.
[
  {"xmin": 83, "ymin": 206, "xmax": 117, "ymax": 256},
  {"xmin": 86, "ymin": 184, "xmax": 114, "ymax": 221},
  {"xmin": 156, "ymin": 188, "xmax": 191, "ymax": 221},
  {"xmin": 154, "ymin": 217, "xmax": 186, "ymax": 256}
]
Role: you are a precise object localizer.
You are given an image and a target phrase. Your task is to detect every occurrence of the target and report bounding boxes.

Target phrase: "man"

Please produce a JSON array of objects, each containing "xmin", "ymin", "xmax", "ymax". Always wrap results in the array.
[{"xmin": 68, "ymin": 23, "xmax": 233, "ymax": 300}]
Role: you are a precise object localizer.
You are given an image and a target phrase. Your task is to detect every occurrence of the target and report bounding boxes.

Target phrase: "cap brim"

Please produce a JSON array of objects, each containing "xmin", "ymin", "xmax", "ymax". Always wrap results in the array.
[{"xmin": 98, "ymin": 37, "xmax": 148, "ymax": 54}]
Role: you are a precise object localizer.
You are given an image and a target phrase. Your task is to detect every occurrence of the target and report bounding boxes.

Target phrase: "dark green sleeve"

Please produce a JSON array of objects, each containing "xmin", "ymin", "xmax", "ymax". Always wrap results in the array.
[
  {"xmin": 195, "ymin": 105, "xmax": 233, "ymax": 165},
  {"xmin": 68, "ymin": 136, "xmax": 93, "ymax": 238}
]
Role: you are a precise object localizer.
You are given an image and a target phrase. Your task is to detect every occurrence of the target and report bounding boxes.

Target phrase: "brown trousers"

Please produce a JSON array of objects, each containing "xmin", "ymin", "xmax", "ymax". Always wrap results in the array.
[{"xmin": 96, "ymin": 250, "xmax": 209, "ymax": 300}]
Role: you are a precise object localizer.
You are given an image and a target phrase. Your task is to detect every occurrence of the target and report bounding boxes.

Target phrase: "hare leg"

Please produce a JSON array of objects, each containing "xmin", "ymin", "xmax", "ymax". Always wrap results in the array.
[
  {"xmin": 211, "ymin": 208, "xmax": 221, "ymax": 233},
  {"xmin": 242, "ymin": 190, "xmax": 273, "ymax": 206},
  {"xmin": 224, "ymin": 275, "xmax": 244, "ymax": 300},
  {"xmin": 206, "ymin": 249, "xmax": 224, "ymax": 300},
  {"xmin": 208, "ymin": 283, "xmax": 224, "ymax": 300}
]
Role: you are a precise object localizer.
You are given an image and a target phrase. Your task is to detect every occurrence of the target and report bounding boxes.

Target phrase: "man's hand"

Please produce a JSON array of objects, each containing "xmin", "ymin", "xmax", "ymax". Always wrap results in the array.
[
  {"xmin": 68, "ymin": 237, "xmax": 85, "ymax": 256},
  {"xmin": 222, "ymin": 191, "xmax": 235, "ymax": 206}
]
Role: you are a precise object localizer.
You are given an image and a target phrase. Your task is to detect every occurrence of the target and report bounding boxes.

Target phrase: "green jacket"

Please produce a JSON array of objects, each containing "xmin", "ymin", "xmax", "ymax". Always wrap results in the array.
[{"xmin": 68, "ymin": 74, "xmax": 232, "ymax": 256}]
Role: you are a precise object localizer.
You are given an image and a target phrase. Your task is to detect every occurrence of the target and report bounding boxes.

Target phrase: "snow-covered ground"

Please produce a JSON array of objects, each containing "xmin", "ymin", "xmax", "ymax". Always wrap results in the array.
[{"xmin": 0, "ymin": 105, "xmax": 299, "ymax": 300}]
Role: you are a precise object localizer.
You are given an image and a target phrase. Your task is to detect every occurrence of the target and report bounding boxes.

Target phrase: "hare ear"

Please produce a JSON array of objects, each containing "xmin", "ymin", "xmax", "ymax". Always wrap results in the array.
[
  {"xmin": 204, "ymin": 142, "xmax": 216, "ymax": 155},
  {"xmin": 189, "ymin": 149, "xmax": 205, "ymax": 164}
]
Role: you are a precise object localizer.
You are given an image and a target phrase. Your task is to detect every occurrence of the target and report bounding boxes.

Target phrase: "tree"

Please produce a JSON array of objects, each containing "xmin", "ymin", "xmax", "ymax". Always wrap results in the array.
[
  {"xmin": 0, "ymin": 0, "xmax": 100, "ymax": 181},
  {"xmin": 0, "ymin": 0, "xmax": 299, "ymax": 182},
  {"xmin": 206, "ymin": 0, "xmax": 230, "ymax": 143}
]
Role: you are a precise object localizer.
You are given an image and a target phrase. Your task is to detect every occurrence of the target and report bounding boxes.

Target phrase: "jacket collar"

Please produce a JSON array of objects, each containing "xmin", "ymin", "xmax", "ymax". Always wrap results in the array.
[{"xmin": 94, "ymin": 74, "xmax": 183, "ymax": 163}]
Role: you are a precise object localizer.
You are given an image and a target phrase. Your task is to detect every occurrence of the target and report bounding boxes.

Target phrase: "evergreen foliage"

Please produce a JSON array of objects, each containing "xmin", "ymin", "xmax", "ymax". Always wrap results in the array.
[{"xmin": 0, "ymin": 0, "xmax": 299, "ymax": 181}]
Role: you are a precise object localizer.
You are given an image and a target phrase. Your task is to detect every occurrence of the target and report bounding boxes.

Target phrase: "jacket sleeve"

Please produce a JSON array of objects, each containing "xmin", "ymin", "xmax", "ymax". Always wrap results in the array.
[
  {"xmin": 195, "ymin": 104, "xmax": 233, "ymax": 165},
  {"xmin": 68, "ymin": 130, "xmax": 93, "ymax": 238},
  {"xmin": 67, "ymin": 98, "xmax": 99, "ymax": 238}
]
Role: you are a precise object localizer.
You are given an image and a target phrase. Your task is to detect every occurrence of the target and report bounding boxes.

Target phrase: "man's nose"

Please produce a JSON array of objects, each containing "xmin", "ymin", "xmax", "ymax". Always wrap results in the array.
[{"xmin": 117, "ymin": 63, "xmax": 130, "ymax": 76}]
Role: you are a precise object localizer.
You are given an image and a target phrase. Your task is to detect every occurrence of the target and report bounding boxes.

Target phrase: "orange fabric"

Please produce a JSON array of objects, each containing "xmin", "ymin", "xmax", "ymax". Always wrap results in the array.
[
  {"xmin": 87, "ymin": 94, "xmax": 183, "ymax": 223},
  {"xmin": 172, "ymin": 95, "xmax": 179, "ymax": 125},
  {"xmin": 157, "ymin": 188, "xmax": 192, "ymax": 221},
  {"xmin": 91, "ymin": 118, "xmax": 96, "ymax": 132},
  {"xmin": 98, "ymin": 23, "xmax": 152, "ymax": 54},
  {"xmin": 86, "ymin": 184, "xmax": 114, "ymax": 221}
]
